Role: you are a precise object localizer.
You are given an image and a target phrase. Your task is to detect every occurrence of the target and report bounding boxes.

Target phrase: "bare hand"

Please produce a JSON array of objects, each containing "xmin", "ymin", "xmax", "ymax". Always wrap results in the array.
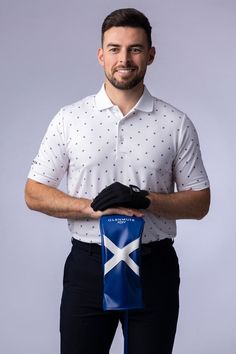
[{"xmin": 85, "ymin": 204, "xmax": 144, "ymax": 219}]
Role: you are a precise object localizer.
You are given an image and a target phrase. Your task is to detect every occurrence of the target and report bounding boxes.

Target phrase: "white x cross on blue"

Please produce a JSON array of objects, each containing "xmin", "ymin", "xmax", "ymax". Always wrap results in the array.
[{"xmin": 103, "ymin": 236, "xmax": 140, "ymax": 276}]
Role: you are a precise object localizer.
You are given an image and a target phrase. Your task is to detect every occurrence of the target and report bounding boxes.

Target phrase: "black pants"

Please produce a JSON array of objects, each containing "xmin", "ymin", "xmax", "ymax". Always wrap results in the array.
[{"xmin": 60, "ymin": 238, "xmax": 180, "ymax": 354}]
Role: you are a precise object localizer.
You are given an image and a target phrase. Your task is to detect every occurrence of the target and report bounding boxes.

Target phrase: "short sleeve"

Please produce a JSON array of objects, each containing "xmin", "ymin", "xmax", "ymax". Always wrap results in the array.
[
  {"xmin": 173, "ymin": 115, "xmax": 210, "ymax": 191},
  {"xmin": 28, "ymin": 109, "xmax": 69, "ymax": 187}
]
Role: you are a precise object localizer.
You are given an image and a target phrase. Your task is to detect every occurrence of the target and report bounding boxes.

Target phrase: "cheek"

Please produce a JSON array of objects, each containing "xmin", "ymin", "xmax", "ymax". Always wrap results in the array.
[
  {"xmin": 132, "ymin": 62, "xmax": 145, "ymax": 73},
  {"xmin": 132, "ymin": 56, "xmax": 147, "ymax": 67},
  {"xmin": 104, "ymin": 57, "xmax": 117, "ymax": 70}
]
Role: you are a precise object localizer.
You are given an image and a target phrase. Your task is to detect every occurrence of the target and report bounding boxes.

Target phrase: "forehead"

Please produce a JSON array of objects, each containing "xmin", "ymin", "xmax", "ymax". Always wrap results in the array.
[{"xmin": 103, "ymin": 26, "xmax": 148, "ymax": 47}]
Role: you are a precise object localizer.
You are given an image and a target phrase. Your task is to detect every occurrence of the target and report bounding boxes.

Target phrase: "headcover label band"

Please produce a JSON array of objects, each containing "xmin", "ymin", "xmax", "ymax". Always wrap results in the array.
[{"xmin": 100, "ymin": 215, "xmax": 145, "ymax": 311}]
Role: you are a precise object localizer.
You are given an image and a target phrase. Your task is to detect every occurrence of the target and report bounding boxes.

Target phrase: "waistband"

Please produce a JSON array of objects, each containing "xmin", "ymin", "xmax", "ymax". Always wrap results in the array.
[{"xmin": 71, "ymin": 237, "xmax": 173, "ymax": 255}]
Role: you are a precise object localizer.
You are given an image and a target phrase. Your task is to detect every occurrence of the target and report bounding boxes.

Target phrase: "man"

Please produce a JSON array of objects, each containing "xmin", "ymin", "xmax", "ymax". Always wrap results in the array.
[{"xmin": 25, "ymin": 8, "xmax": 210, "ymax": 354}]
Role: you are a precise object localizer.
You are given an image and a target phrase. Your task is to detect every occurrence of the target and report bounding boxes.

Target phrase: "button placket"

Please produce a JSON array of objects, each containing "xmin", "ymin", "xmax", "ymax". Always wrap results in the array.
[
  {"xmin": 116, "ymin": 119, "xmax": 128, "ymax": 161},
  {"xmin": 109, "ymin": 108, "xmax": 121, "ymax": 159},
  {"xmin": 112, "ymin": 108, "xmax": 134, "ymax": 160}
]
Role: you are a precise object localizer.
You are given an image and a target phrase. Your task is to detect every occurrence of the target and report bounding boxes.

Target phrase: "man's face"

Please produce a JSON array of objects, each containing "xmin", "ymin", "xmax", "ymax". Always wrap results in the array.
[{"xmin": 98, "ymin": 26, "xmax": 155, "ymax": 90}]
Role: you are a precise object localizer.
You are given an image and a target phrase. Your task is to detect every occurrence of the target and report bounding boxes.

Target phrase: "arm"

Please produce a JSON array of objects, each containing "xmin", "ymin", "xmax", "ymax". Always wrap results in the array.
[
  {"xmin": 147, "ymin": 188, "xmax": 210, "ymax": 220},
  {"xmin": 24, "ymin": 178, "xmax": 143, "ymax": 219}
]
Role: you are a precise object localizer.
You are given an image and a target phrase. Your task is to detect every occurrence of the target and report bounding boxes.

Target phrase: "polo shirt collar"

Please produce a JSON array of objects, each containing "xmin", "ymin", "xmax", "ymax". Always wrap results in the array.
[
  {"xmin": 134, "ymin": 86, "xmax": 154, "ymax": 113},
  {"xmin": 95, "ymin": 84, "xmax": 154, "ymax": 113},
  {"xmin": 95, "ymin": 84, "xmax": 114, "ymax": 110}
]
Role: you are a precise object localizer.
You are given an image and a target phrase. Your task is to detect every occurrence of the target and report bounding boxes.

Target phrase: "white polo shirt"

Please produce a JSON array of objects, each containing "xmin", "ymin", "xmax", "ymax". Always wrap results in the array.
[{"xmin": 28, "ymin": 85, "xmax": 209, "ymax": 244}]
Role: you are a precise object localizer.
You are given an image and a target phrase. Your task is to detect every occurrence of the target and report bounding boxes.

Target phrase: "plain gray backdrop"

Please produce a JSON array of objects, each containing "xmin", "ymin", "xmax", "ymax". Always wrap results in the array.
[{"xmin": 1, "ymin": 0, "xmax": 236, "ymax": 353}]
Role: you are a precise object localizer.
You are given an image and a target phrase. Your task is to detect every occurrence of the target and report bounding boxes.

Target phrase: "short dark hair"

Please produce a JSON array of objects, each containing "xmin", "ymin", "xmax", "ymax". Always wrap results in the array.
[{"xmin": 101, "ymin": 8, "xmax": 152, "ymax": 47}]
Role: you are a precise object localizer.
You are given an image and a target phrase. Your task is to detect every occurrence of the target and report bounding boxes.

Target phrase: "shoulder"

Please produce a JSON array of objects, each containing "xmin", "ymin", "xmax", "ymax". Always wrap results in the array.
[
  {"xmin": 147, "ymin": 95, "xmax": 188, "ymax": 132},
  {"xmin": 152, "ymin": 96, "xmax": 186, "ymax": 119},
  {"xmin": 50, "ymin": 93, "xmax": 97, "ymax": 129},
  {"xmin": 151, "ymin": 94, "xmax": 198, "ymax": 128},
  {"xmin": 148, "ymin": 95, "xmax": 201, "ymax": 142},
  {"xmin": 59, "ymin": 93, "xmax": 96, "ymax": 116}
]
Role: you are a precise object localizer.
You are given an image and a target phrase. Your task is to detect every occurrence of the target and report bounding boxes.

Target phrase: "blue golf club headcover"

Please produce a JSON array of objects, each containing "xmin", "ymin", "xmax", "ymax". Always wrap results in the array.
[{"xmin": 100, "ymin": 215, "xmax": 145, "ymax": 311}]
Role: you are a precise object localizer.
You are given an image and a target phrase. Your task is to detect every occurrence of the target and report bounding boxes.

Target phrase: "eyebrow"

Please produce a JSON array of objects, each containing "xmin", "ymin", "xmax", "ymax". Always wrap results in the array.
[{"xmin": 106, "ymin": 43, "xmax": 145, "ymax": 49}]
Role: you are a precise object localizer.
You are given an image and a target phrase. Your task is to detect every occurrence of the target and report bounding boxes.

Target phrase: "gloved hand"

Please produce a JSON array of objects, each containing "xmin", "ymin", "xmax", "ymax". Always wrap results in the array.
[{"xmin": 91, "ymin": 182, "xmax": 150, "ymax": 211}]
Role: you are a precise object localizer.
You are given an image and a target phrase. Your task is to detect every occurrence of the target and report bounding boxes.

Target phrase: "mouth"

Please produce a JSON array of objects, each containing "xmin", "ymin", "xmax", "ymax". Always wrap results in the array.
[{"xmin": 114, "ymin": 67, "xmax": 136, "ymax": 74}]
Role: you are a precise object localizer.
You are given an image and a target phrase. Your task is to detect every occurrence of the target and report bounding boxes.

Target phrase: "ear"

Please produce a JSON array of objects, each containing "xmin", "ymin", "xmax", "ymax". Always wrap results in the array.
[
  {"xmin": 97, "ymin": 48, "xmax": 104, "ymax": 67},
  {"xmin": 147, "ymin": 46, "xmax": 156, "ymax": 65}
]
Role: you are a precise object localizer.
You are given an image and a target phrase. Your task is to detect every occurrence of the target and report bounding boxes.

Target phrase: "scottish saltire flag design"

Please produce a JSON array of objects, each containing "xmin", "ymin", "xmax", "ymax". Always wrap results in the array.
[{"xmin": 100, "ymin": 215, "xmax": 145, "ymax": 311}]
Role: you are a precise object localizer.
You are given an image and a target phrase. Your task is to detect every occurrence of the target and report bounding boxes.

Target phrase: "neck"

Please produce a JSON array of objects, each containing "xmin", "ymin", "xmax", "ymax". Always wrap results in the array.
[{"xmin": 104, "ymin": 80, "xmax": 144, "ymax": 116}]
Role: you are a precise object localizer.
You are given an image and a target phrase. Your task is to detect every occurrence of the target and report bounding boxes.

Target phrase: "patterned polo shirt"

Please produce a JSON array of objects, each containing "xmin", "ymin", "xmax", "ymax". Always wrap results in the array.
[{"xmin": 28, "ymin": 85, "xmax": 209, "ymax": 244}]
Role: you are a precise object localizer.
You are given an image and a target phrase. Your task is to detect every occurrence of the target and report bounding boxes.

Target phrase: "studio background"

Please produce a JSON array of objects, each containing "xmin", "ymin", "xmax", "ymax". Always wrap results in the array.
[{"xmin": 1, "ymin": 0, "xmax": 235, "ymax": 353}]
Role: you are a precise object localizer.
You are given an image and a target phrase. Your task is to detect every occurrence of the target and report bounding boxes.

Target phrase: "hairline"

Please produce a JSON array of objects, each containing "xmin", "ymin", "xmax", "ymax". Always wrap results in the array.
[{"xmin": 101, "ymin": 26, "xmax": 152, "ymax": 48}]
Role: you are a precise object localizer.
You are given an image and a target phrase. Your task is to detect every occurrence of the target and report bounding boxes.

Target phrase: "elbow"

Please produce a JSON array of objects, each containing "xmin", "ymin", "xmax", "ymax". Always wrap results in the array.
[
  {"xmin": 196, "ymin": 204, "xmax": 210, "ymax": 220},
  {"xmin": 25, "ymin": 198, "xmax": 34, "ymax": 211},
  {"xmin": 196, "ymin": 189, "xmax": 211, "ymax": 220},
  {"xmin": 24, "ymin": 180, "xmax": 38, "ymax": 211},
  {"xmin": 24, "ymin": 188, "xmax": 34, "ymax": 210}
]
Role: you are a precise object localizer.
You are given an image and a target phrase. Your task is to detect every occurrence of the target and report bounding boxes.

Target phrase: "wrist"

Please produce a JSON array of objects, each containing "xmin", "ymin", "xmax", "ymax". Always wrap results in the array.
[
  {"xmin": 75, "ymin": 198, "xmax": 97, "ymax": 219},
  {"xmin": 146, "ymin": 192, "xmax": 154, "ymax": 211}
]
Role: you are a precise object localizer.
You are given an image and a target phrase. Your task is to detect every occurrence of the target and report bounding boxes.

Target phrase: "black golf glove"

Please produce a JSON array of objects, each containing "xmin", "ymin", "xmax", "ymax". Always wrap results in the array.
[{"xmin": 91, "ymin": 182, "xmax": 150, "ymax": 211}]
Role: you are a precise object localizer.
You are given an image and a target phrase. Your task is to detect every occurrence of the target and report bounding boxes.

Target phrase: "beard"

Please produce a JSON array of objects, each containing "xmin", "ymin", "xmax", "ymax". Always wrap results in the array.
[{"xmin": 104, "ymin": 67, "xmax": 146, "ymax": 90}]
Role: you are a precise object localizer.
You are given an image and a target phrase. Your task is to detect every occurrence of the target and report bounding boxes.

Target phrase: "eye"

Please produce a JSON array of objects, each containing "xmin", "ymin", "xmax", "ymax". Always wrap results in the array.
[
  {"xmin": 130, "ymin": 47, "xmax": 143, "ymax": 53},
  {"xmin": 109, "ymin": 47, "xmax": 119, "ymax": 53}
]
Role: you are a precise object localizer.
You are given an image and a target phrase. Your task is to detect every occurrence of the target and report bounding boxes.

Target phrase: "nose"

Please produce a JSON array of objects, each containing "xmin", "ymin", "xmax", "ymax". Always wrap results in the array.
[{"xmin": 118, "ymin": 48, "xmax": 131, "ymax": 65}]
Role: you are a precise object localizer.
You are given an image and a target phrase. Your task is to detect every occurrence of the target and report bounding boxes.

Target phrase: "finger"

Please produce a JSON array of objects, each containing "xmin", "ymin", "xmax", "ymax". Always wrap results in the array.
[
  {"xmin": 88, "ymin": 208, "xmax": 103, "ymax": 219},
  {"xmin": 102, "ymin": 207, "xmax": 144, "ymax": 217},
  {"xmin": 124, "ymin": 208, "xmax": 144, "ymax": 217}
]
